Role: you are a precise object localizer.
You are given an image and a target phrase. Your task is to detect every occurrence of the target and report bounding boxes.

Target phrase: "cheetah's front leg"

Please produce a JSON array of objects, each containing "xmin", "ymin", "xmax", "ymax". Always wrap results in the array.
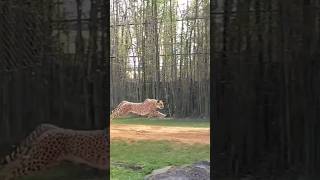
[
  {"xmin": 155, "ymin": 111, "xmax": 166, "ymax": 118},
  {"xmin": 147, "ymin": 111, "xmax": 166, "ymax": 118}
]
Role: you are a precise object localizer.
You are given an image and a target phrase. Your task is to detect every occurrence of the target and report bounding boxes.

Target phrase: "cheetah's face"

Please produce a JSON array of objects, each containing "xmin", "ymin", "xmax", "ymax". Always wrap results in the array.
[{"xmin": 156, "ymin": 100, "xmax": 164, "ymax": 109}]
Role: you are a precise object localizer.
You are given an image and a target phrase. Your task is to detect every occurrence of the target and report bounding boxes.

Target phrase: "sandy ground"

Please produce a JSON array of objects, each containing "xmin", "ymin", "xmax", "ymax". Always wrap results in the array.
[{"xmin": 110, "ymin": 124, "xmax": 210, "ymax": 145}]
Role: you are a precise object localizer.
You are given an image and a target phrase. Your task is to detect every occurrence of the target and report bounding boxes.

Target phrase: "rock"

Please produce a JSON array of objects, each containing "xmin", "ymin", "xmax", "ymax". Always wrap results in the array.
[{"xmin": 145, "ymin": 161, "xmax": 210, "ymax": 180}]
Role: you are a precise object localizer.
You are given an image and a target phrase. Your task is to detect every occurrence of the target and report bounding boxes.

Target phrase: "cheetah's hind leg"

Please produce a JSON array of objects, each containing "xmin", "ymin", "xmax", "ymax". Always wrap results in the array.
[
  {"xmin": 1, "ymin": 130, "xmax": 65, "ymax": 180},
  {"xmin": 0, "ymin": 123, "xmax": 60, "ymax": 167}
]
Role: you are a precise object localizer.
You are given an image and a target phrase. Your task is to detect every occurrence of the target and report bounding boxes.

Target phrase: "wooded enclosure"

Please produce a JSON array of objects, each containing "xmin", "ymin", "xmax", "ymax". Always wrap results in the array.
[
  {"xmin": 212, "ymin": 0, "xmax": 320, "ymax": 177},
  {"xmin": 110, "ymin": 0, "xmax": 210, "ymax": 118},
  {"xmin": 0, "ymin": 0, "xmax": 109, "ymax": 149}
]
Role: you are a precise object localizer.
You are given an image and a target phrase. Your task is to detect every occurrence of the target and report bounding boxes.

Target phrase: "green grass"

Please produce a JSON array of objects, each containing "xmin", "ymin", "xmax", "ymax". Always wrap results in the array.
[
  {"xmin": 110, "ymin": 140, "xmax": 210, "ymax": 180},
  {"xmin": 112, "ymin": 117, "xmax": 210, "ymax": 128},
  {"xmin": 111, "ymin": 117, "xmax": 210, "ymax": 179}
]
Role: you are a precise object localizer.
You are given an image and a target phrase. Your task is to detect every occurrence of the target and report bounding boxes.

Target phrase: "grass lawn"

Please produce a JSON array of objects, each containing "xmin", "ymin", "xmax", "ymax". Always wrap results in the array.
[
  {"xmin": 112, "ymin": 117, "xmax": 210, "ymax": 128},
  {"xmin": 111, "ymin": 117, "xmax": 210, "ymax": 179},
  {"xmin": 110, "ymin": 140, "xmax": 210, "ymax": 180}
]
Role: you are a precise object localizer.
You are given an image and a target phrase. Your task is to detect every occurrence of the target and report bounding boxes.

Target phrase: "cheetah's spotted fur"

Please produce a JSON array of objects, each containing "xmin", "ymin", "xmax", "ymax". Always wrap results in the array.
[{"xmin": 0, "ymin": 125, "xmax": 108, "ymax": 180}]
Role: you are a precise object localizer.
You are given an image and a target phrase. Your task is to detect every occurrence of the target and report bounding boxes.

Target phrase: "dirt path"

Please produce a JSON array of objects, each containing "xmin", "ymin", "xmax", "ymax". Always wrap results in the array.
[{"xmin": 110, "ymin": 124, "xmax": 210, "ymax": 145}]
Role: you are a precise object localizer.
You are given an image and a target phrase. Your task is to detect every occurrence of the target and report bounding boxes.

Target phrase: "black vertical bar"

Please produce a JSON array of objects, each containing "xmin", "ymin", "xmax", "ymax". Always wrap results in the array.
[
  {"xmin": 102, "ymin": 0, "xmax": 110, "ymax": 178},
  {"xmin": 210, "ymin": 0, "xmax": 215, "ymax": 178}
]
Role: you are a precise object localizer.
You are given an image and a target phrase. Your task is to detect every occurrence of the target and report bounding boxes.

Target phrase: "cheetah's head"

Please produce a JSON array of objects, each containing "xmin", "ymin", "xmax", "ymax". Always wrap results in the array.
[{"xmin": 156, "ymin": 100, "xmax": 164, "ymax": 109}]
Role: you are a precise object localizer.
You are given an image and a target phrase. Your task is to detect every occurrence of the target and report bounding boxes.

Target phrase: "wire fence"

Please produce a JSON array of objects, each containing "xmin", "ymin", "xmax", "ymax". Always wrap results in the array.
[
  {"xmin": 0, "ymin": 1, "xmax": 49, "ymax": 72},
  {"xmin": 0, "ymin": 0, "xmax": 109, "ymax": 145}
]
